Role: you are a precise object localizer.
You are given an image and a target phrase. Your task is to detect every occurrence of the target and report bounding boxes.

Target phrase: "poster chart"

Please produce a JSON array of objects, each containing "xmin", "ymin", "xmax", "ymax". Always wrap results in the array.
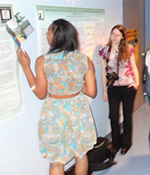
[
  {"xmin": 36, "ymin": 6, "xmax": 105, "ymax": 66},
  {"xmin": 0, "ymin": 4, "xmax": 24, "ymax": 122}
]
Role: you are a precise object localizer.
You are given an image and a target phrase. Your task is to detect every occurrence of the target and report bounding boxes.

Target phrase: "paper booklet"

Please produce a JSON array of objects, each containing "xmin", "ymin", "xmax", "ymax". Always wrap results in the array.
[{"xmin": 6, "ymin": 12, "xmax": 34, "ymax": 47}]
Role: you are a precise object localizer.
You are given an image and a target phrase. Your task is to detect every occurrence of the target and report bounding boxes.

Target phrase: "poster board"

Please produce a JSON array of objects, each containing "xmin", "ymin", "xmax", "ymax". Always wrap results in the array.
[
  {"xmin": 36, "ymin": 5, "xmax": 105, "ymax": 67},
  {"xmin": 0, "ymin": 3, "xmax": 24, "ymax": 122}
]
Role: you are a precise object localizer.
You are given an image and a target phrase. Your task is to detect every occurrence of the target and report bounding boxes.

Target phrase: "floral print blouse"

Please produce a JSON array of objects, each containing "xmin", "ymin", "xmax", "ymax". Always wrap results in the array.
[{"xmin": 99, "ymin": 45, "xmax": 136, "ymax": 86}]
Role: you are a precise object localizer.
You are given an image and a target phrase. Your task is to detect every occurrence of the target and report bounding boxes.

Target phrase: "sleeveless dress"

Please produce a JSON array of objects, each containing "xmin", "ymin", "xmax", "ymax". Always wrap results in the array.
[{"xmin": 38, "ymin": 50, "xmax": 97, "ymax": 164}]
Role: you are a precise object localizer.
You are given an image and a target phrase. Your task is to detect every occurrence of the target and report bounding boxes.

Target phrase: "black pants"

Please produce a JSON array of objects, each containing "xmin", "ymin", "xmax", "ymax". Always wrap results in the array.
[{"xmin": 108, "ymin": 86, "xmax": 136, "ymax": 149}]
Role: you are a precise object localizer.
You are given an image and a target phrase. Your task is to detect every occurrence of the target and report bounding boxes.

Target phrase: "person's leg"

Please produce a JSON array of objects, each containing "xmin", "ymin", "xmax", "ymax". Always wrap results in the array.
[
  {"xmin": 122, "ymin": 87, "xmax": 136, "ymax": 150},
  {"xmin": 75, "ymin": 154, "xmax": 88, "ymax": 175},
  {"xmin": 49, "ymin": 162, "xmax": 64, "ymax": 175},
  {"xmin": 108, "ymin": 86, "xmax": 121, "ymax": 151}
]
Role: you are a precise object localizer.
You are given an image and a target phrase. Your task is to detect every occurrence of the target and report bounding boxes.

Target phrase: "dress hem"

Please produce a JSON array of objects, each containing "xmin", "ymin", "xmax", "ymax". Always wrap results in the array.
[{"xmin": 41, "ymin": 141, "xmax": 97, "ymax": 164}]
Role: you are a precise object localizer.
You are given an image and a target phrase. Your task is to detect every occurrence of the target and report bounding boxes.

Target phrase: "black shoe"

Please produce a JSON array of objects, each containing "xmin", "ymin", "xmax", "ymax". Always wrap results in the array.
[{"xmin": 121, "ymin": 147, "xmax": 130, "ymax": 155}]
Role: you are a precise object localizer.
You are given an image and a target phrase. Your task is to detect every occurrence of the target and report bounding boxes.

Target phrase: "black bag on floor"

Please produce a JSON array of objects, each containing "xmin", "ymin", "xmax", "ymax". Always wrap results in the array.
[{"xmin": 87, "ymin": 137, "xmax": 117, "ymax": 175}]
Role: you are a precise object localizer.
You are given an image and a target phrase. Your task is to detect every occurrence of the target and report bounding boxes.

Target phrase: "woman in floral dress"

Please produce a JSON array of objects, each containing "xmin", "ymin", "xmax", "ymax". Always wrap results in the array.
[{"xmin": 17, "ymin": 19, "xmax": 97, "ymax": 175}]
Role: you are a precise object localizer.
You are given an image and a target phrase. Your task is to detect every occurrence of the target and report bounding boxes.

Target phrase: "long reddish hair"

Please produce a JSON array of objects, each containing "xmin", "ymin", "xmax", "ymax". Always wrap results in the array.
[{"xmin": 107, "ymin": 24, "xmax": 130, "ymax": 61}]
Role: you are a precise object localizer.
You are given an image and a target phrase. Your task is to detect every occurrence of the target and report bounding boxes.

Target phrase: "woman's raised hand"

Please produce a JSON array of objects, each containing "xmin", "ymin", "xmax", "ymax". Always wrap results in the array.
[{"xmin": 16, "ymin": 48, "xmax": 31, "ymax": 69}]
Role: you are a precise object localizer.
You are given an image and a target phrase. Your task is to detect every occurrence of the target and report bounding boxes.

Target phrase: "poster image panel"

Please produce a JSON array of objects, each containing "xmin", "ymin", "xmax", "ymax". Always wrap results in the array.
[{"xmin": 0, "ymin": 6, "xmax": 12, "ymax": 24}]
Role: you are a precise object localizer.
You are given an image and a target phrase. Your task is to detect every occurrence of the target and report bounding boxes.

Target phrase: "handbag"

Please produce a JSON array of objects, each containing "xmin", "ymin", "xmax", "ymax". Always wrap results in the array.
[{"xmin": 87, "ymin": 137, "xmax": 117, "ymax": 175}]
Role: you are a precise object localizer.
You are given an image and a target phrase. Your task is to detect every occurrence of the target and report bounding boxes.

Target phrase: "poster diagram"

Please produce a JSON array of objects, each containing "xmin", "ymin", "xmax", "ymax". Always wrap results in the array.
[
  {"xmin": 36, "ymin": 6, "xmax": 105, "ymax": 66},
  {"xmin": 0, "ymin": 4, "xmax": 24, "ymax": 122}
]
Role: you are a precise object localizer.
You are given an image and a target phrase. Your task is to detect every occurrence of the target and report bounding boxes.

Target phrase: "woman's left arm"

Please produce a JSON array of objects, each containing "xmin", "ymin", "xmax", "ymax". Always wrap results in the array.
[{"xmin": 129, "ymin": 53, "xmax": 140, "ymax": 89}]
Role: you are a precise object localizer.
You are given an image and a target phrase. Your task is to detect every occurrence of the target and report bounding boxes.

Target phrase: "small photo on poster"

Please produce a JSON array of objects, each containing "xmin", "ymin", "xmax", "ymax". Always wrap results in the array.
[
  {"xmin": 127, "ymin": 29, "xmax": 138, "ymax": 63},
  {"xmin": 0, "ymin": 8, "xmax": 12, "ymax": 23},
  {"xmin": 37, "ymin": 10, "xmax": 44, "ymax": 20}
]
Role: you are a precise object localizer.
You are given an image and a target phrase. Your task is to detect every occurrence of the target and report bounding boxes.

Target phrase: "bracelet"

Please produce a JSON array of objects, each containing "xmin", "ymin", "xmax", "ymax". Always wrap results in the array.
[{"xmin": 30, "ymin": 84, "xmax": 36, "ymax": 91}]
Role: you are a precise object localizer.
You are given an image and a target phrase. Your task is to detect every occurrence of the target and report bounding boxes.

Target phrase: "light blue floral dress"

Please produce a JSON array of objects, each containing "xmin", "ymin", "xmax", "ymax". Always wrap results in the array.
[{"xmin": 38, "ymin": 50, "xmax": 97, "ymax": 164}]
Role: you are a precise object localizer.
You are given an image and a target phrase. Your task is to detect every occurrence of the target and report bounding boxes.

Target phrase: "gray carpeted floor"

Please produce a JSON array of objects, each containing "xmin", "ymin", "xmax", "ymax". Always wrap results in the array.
[{"xmin": 93, "ymin": 102, "xmax": 150, "ymax": 175}]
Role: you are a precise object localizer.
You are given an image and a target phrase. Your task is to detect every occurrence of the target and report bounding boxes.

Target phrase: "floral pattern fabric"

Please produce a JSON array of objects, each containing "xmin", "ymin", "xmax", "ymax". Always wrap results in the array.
[
  {"xmin": 99, "ymin": 46, "xmax": 135, "ymax": 86},
  {"xmin": 38, "ymin": 50, "xmax": 97, "ymax": 164}
]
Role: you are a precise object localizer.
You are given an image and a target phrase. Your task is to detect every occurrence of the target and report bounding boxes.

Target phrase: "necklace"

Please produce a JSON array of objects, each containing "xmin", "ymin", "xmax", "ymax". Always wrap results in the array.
[{"xmin": 112, "ymin": 46, "xmax": 118, "ymax": 53}]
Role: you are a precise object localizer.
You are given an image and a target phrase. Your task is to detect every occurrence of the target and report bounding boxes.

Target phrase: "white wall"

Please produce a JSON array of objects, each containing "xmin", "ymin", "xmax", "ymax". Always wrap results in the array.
[{"xmin": 0, "ymin": 0, "xmax": 123, "ymax": 174}]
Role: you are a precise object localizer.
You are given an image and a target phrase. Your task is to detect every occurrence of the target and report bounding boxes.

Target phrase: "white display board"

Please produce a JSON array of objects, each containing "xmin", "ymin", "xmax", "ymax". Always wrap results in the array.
[
  {"xmin": 36, "ymin": 5, "xmax": 105, "ymax": 68},
  {"xmin": 0, "ymin": 4, "xmax": 24, "ymax": 122}
]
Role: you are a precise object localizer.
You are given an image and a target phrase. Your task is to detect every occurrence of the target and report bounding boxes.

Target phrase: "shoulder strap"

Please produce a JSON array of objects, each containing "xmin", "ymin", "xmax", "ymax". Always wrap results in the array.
[{"xmin": 106, "ymin": 47, "xmax": 119, "ymax": 75}]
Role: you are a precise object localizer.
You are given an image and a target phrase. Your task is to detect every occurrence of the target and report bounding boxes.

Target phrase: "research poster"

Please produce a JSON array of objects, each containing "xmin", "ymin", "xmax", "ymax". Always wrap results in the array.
[
  {"xmin": 36, "ymin": 6, "xmax": 105, "ymax": 67},
  {"xmin": 0, "ymin": 4, "xmax": 24, "ymax": 122}
]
